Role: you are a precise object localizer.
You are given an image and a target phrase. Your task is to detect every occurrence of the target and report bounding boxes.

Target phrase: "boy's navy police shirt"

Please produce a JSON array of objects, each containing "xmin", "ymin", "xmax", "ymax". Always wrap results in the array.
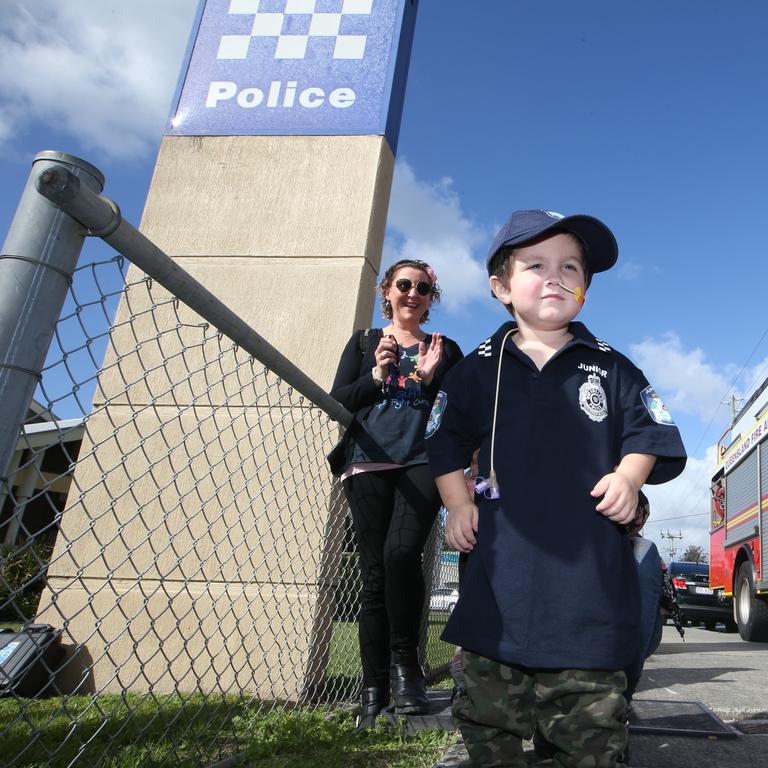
[{"xmin": 425, "ymin": 320, "xmax": 687, "ymax": 670}]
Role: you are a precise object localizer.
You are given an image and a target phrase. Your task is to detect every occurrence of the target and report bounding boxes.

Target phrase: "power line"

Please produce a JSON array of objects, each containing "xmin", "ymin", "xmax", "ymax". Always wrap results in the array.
[{"xmin": 648, "ymin": 512, "xmax": 707, "ymax": 523}]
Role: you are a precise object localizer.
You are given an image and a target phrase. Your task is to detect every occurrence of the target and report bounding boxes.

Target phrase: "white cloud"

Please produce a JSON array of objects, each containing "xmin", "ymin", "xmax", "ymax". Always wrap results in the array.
[
  {"xmin": 0, "ymin": 0, "xmax": 196, "ymax": 158},
  {"xmin": 628, "ymin": 334, "xmax": 768, "ymax": 558},
  {"xmin": 642, "ymin": 449, "xmax": 715, "ymax": 558},
  {"xmin": 0, "ymin": 102, "xmax": 18, "ymax": 145},
  {"xmin": 384, "ymin": 160, "xmax": 489, "ymax": 313},
  {"xmin": 630, "ymin": 332, "xmax": 768, "ymax": 423},
  {"xmin": 616, "ymin": 260, "xmax": 642, "ymax": 281}
]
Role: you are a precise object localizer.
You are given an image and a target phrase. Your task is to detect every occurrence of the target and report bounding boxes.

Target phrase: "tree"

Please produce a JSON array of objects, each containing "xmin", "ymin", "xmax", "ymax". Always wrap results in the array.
[{"xmin": 681, "ymin": 545, "xmax": 707, "ymax": 563}]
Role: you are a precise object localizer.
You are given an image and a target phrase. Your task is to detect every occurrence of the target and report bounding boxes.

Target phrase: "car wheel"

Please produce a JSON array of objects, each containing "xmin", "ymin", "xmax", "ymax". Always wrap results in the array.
[
  {"xmin": 704, "ymin": 620, "xmax": 716, "ymax": 631},
  {"xmin": 735, "ymin": 562, "xmax": 768, "ymax": 642}
]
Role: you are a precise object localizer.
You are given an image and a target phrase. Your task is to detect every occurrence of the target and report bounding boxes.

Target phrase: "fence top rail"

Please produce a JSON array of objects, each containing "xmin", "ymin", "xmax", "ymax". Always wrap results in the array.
[{"xmin": 35, "ymin": 162, "xmax": 353, "ymax": 429}]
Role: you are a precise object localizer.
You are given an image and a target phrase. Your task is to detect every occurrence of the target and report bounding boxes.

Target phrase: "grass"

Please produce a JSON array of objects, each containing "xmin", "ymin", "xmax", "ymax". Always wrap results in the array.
[
  {"xmin": 1, "ymin": 693, "xmax": 244, "ymax": 767},
  {"xmin": 0, "ymin": 694, "xmax": 455, "ymax": 768},
  {"xmin": 0, "ymin": 619, "xmax": 456, "ymax": 767},
  {"xmin": 242, "ymin": 710, "xmax": 455, "ymax": 768},
  {"xmin": 328, "ymin": 616, "xmax": 454, "ymax": 681}
]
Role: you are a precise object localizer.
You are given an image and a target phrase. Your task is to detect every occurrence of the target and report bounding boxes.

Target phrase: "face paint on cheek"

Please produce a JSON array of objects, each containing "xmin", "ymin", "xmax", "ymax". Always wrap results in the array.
[{"xmin": 557, "ymin": 282, "xmax": 586, "ymax": 307}]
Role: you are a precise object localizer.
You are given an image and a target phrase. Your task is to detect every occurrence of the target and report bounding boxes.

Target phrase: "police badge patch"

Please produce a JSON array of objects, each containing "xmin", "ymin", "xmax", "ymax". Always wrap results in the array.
[
  {"xmin": 579, "ymin": 373, "xmax": 608, "ymax": 422},
  {"xmin": 641, "ymin": 385, "xmax": 676, "ymax": 425},
  {"xmin": 425, "ymin": 390, "xmax": 447, "ymax": 439}
]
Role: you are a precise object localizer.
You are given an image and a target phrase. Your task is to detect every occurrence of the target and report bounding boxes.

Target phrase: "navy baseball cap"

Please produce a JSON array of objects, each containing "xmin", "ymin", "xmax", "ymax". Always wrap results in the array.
[{"xmin": 486, "ymin": 210, "xmax": 618, "ymax": 276}]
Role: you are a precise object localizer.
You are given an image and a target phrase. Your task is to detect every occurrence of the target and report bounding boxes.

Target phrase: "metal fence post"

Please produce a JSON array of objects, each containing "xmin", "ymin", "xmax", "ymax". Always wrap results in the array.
[
  {"xmin": 34, "ymin": 162, "xmax": 353, "ymax": 428},
  {"xmin": 0, "ymin": 151, "xmax": 104, "ymax": 482}
]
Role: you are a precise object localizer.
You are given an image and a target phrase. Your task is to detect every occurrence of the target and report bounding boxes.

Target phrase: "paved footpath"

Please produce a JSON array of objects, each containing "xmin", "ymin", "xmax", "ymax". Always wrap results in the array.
[{"xmin": 432, "ymin": 625, "xmax": 768, "ymax": 767}]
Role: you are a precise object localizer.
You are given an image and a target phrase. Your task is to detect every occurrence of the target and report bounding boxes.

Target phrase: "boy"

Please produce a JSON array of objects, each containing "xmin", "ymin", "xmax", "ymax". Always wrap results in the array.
[
  {"xmin": 424, "ymin": 210, "xmax": 687, "ymax": 767},
  {"xmin": 624, "ymin": 490, "xmax": 665, "ymax": 704}
]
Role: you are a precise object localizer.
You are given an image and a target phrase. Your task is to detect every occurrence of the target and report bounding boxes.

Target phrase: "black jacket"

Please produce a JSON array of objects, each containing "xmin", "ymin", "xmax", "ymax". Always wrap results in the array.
[{"xmin": 330, "ymin": 328, "xmax": 463, "ymax": 474}]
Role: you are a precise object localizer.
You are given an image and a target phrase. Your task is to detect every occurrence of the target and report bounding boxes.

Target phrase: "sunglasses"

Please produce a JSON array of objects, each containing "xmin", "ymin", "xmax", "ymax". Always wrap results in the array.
[{"xmin": 394, "ymin": 278, "xmax": 433, "ymax": 296}]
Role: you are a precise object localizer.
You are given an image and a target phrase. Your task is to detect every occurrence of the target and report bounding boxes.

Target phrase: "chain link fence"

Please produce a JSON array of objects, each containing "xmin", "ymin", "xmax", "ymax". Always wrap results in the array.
[{"xmin": 0, "ymin": 154, "xmax": 456, "ymax": 767}]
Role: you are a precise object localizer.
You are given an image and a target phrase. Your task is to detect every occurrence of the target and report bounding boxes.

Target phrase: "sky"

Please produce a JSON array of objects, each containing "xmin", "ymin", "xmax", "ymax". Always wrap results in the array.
[{"xmin": 2, "ymin": 0, "xmax": 768, "ymax": 557}]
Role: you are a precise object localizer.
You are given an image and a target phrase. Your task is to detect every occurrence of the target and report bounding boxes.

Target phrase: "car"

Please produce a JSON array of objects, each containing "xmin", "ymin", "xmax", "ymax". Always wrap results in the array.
[
  {"xmin": 429, "ymin": 587, "xmax": 459, "ymax": 614},
  {"xmin": 668, "ymin": 561, "xmax": 736, "ymax": 631}
]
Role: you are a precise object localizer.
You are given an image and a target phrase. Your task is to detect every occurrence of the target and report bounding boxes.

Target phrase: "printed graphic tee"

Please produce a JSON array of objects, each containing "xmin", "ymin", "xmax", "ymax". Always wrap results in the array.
[{"xmin": 350, "ymin": 341, "xmax": 433, "ymax": 466}]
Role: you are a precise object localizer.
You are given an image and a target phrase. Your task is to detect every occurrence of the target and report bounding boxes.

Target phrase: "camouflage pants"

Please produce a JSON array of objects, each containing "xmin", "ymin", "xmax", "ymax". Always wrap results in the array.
[{"xmin": 453, "ymin": 651, "xmax": 627, "ymax": 768}]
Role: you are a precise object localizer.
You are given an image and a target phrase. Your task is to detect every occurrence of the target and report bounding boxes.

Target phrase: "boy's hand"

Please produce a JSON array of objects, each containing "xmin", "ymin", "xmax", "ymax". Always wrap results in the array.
[
  {"xmin": 436, "ymin": 468, "xmax": 479, "ymax": 552},
  {"xmin": 445, "ymin": 502, "xmax": 479, "ymax": 553},
  {"xmin": 591, "ymin": 471, "xmax": 639, "ymax": 525},
  {"xmin": 592, "ymin": 453, "xmax": 656, "ymax": 525}
]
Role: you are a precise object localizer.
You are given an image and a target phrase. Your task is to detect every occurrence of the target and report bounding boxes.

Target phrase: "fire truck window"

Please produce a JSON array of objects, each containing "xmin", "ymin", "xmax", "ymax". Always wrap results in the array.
[{"xmin": 710, "ymin": 478, "xmax": 725, "ymax": 529}]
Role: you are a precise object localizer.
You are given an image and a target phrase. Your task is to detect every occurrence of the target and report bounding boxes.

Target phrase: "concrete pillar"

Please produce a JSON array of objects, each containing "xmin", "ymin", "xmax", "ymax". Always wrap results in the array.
[{"xmin": 37, "ymin": 0, "xmax": 417, "ymax": 701}]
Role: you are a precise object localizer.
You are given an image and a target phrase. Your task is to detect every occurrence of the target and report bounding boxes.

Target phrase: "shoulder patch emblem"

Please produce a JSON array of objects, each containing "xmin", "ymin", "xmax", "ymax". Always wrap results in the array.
[
  {"xmin": 478, "ymin": 338, "xmax": 493, "ymax": 357},
  {"xmin": 425, "ymin": 390, "xmax": 448, "ymax": 439},
  {"xmin": 579, "ymin": 373, "xmax": 608, "ymax": 422},
  {"xmin": 596, "ymin": 339, "xmax": 612, "ymax": 353},
  {"xmin": 641, "ymin": 385, "xmax": 676, "ymax": 425}
]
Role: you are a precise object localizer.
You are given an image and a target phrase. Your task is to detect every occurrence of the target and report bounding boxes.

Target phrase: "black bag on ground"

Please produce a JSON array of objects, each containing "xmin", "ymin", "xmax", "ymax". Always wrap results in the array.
[{"xmin": 0, "ymin": 623, "xmax": 64, "ymax": 697}]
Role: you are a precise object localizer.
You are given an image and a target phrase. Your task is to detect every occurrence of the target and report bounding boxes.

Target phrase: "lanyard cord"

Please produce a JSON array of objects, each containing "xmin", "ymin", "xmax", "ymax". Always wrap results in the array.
[{"xmin": 487, "ymin": 328, "xmax": 516, "ymax": 496}]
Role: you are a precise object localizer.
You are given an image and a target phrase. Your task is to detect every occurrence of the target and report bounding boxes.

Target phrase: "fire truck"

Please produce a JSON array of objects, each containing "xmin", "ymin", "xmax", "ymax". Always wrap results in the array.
[{"xmin": 710, "ymin": 380, "xmax": 768, "ymax": 641}]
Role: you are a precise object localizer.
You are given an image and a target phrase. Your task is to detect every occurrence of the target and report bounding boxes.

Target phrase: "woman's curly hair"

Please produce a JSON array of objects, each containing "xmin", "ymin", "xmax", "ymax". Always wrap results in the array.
[{"xmin": 378, "ymin": 259, "xmax": 442, "ymax": 324}]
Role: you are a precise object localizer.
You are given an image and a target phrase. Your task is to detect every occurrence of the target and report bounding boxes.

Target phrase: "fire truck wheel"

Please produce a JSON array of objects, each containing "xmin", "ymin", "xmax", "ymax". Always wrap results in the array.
[{"xmin": 735, "ymin": 562, "xmax": 768, "ymax": 642}]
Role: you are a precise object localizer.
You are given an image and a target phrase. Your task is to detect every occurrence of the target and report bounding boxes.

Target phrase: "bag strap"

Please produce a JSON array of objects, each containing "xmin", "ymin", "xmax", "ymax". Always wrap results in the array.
[
  {"xmin": 359, "ymin": 328, "xmax": 382, "ymax": 355},
  {"xmin": 356, "ymin": 329, "xmax": 382, "ymax": 420}
]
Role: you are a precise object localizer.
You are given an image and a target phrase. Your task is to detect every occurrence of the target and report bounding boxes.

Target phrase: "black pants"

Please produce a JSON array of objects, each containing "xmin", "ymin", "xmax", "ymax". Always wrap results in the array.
[{"xmin": 342, "ymin": 464, "xmax": 442, "ymax": 688}]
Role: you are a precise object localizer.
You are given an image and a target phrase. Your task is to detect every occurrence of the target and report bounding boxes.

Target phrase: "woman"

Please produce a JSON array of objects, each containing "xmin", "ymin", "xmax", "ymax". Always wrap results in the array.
[{"xmin": 330, "ymin": 259, "xmax": 462, "ymax": 726}]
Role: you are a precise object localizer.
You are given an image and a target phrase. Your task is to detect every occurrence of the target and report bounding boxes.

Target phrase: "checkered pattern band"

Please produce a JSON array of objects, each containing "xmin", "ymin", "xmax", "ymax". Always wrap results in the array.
[
  {"xmin": 478, "ymin": 339, "xmax": 493, "ymax": 358},
  {"xmin": 596, "ymin": 339, "xmax": 612, "ymax": 353},
  {"xmin": 218, "ymin": 0, "xmax": 373, "ymax": 61}
]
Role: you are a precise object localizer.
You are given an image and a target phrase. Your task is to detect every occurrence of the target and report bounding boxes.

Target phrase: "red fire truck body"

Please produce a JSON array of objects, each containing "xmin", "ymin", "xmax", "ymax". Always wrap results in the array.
[{"xmin": 711, "ymin": 381, "xmax": 768, "ymax": 641}]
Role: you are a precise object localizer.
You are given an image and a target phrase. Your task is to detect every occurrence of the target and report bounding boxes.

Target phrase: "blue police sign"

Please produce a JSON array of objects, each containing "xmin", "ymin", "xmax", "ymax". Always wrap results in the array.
[{"xmin": 168, "ymin": 0, "xmax": 417, "ymax": 151}]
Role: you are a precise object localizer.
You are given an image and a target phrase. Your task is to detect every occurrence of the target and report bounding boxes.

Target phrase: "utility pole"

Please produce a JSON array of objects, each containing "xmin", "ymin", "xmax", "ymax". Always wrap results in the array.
[
  {"xmin": 660, "ymin": 530, "xmax": 684, "ymax": 561},
  {"xmin": 722, "ymin": 394, "xmax": 743, "ymax": 424}
]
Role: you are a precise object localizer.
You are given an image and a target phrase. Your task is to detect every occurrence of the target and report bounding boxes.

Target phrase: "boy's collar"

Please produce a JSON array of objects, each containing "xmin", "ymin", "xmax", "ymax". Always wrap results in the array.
[{"xmin": 479, "ymin": 321, "xmax": 612, "ymax": 357}]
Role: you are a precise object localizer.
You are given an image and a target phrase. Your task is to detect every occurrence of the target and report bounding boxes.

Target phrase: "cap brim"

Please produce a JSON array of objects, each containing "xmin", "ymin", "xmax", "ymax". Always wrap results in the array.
[{"xmin": 489, "ymin": 214, "xmax": 618, "ymax": 275}]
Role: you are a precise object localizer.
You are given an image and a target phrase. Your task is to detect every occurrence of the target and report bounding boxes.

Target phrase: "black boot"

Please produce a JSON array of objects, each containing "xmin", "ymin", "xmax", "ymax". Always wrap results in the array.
[
  {"xmin": 390, "ymin": 662, "xmax": 430, "ymax": 714},
  {"xmin": 355, "ymin": 686, "xmax": 389, "ymax": 730}
]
